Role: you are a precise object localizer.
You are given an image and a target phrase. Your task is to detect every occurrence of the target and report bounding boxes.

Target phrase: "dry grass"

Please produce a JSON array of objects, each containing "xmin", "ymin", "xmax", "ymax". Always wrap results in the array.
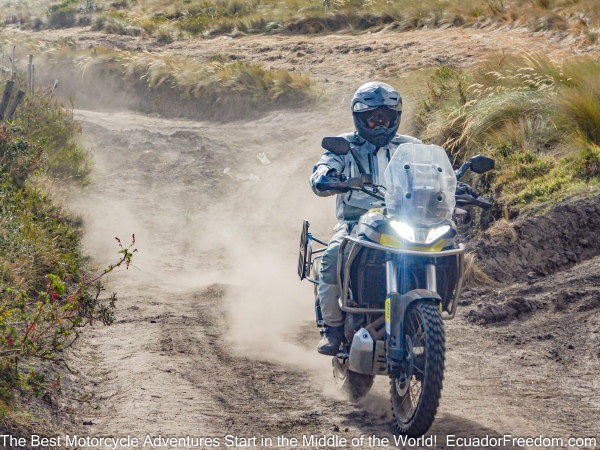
[
  {"xmin": 484, "ymin": 219, "xmax": 518, "ymax": 243},
  {"xmin": 0, "ymin": 37, "xmax": 316, "ymax": 119},
  {"xmin": 414, "ymin": 54, "xmax": 600, "ymax": 213},
  {"xmin": 3, "ymin": 0, "xmax": 600, "ymax": 40},
  {"xmin": 463, "ymin": 252, "xmax": 498, "ymax": 288}
]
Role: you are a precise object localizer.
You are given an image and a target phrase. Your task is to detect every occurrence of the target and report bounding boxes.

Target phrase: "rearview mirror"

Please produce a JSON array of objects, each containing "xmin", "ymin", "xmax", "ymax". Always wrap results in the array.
[
  {"xmin": 321, "ymin": 137, "xmax": 350, "ymax": 156},
  {"xmin": 470, "ymin": 155, "xmax": 495, "ymax": 174}
]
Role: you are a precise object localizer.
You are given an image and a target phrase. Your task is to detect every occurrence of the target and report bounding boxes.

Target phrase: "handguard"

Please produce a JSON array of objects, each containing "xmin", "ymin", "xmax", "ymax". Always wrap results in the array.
[
  {"xmin": 314, "ymin": 173, "xmax": 374, "ymax": 193},
  {"xmin": 455, "ymin": 193, "xmax": 493, "ymax": 210},
  {"xmin": 455, "ymin": 182, "xmax": 479, "ymax": 198},
  {"xmin": 314, "ymin": 174, "xmax": 351, "ymax": 193}
]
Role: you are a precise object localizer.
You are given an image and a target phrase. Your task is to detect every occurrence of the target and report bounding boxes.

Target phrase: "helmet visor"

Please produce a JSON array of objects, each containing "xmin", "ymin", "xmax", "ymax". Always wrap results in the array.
[
  {"xmin": 357, "ymin": 106, "xmax": 401, "ymax": 127},
  {"xmin": 352, "ymin": 100, "xmax": 402, "ymax": 113}
]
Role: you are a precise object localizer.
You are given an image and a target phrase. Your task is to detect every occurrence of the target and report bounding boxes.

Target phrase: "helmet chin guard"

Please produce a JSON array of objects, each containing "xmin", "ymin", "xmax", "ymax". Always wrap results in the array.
[
  {"xmin": 353, "ymin": 111, "xmax": 401, "ymax": 147},
  {"xmin": 351, "ymin": 81, "xmax": 402, "ymax": 147}
]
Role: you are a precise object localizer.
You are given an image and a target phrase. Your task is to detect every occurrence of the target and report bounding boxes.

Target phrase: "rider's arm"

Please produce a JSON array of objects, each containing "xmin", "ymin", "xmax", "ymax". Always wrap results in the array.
[{"xmin": 310, "ymin": 152, "xmax": 345, "ymax": 197}]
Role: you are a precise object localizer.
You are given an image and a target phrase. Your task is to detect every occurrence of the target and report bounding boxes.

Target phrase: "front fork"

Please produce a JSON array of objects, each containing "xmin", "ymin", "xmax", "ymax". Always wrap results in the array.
[{"xmin": 385, "ymin": 257, "xmax": 438, "ymax": 375}]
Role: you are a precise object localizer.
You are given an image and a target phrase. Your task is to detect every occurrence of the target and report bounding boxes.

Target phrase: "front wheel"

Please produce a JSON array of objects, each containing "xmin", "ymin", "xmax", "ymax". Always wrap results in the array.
[
  {"xmin": 333, "ymin": 357, "xmax": 374, "ymax": 402},
  {"xmin": 390, "ymin": 300, "xmax": 445, "ymax": 437}
]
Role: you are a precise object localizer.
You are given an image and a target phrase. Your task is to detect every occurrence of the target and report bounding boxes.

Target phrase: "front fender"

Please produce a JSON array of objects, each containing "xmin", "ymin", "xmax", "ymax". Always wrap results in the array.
[{"xmin": 386, "ymin": 289, "xmax": 441, "ymax": 370}]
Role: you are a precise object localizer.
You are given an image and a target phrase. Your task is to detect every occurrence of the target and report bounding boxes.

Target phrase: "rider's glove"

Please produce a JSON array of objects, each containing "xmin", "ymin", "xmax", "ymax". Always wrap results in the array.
[
  {"xmin": 456, "ymin": 182, "xmax": 479, "ymax": 198},
  {"xmin": 326, "ymin": 169, "xmax": 347, "ymax": 182},
  {"xmin": 325, "ymin": 169, "xmax": 350, "ymax": 193}
]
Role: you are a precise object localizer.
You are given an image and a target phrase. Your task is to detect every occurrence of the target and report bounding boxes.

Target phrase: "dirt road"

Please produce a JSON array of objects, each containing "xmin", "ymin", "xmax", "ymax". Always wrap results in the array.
[{"xmin": 36, "ymin": 25, "xmax": 600, "ymax": 449}]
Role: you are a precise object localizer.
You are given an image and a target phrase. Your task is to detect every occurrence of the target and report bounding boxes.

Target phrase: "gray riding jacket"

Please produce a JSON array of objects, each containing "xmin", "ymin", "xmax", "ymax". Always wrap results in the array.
[{"xmin": 310, "ymin": 132, "xmax": 422, "ymax": 222}]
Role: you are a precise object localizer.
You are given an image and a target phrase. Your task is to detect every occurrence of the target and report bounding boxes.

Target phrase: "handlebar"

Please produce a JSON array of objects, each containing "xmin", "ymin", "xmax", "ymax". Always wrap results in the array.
[{"xmin": 316, "ymin": 176, "xmax": 493, "ymax": 210}]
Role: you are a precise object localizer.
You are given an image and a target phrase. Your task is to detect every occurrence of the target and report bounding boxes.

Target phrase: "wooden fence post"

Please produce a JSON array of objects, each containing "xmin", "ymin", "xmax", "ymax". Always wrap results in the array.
[
  {"xmin": 11, "ymin": 46, "xmax": 16, "ymax": 81},
  {"xmin": 5, "ymin": 90, "xmax": 26, "ymax": 122},
  {"xmin": 0, "ymin": 80, "xmax": 15, "ymax": 121}
]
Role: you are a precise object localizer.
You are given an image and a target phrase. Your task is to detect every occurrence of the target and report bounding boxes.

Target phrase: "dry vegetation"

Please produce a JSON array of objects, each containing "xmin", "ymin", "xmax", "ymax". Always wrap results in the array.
[
  {"xmin": 1, "ymin": 37, "xmax": 317, "ymax": 119},
  {"xmin": 2, "ymin": 0, "xmax": 600, "ymax": 44},
  {"xmin": 413, "ymin": 54, "xmax": 600, "ymax": 216}
]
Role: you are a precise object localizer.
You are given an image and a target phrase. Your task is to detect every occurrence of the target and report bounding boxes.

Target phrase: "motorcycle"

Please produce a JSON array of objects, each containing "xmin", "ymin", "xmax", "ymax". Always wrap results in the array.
[{"xmin": 298, "ymin": 137, "xmax": 494, "ymax": 437}]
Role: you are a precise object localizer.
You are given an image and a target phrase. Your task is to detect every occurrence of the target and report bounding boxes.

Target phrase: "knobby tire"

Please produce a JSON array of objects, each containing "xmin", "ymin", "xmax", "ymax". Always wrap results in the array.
[{"xmin": 390, "ymin": 300, "xmax": 445, "ymax": 437}]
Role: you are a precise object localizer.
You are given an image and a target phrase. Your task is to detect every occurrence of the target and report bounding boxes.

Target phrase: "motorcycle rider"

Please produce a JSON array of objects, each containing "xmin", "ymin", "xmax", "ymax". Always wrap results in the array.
[
  {"xmin": 310, "ymin": 81, "xmax": 479, "ymax": 355},
  {"xmin": 309, "ymin": 81, "xmax": 422, "ymax": 355}
]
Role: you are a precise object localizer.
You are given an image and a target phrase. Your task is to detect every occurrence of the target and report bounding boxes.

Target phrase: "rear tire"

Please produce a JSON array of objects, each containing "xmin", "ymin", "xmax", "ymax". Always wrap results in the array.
[
  {"xmin": 333, "ymin": 357, "xmax": 374, "ymax": 402},
  {"xmin": 390, "ymin": 300, "xmax": 445, "ymax": 437}
]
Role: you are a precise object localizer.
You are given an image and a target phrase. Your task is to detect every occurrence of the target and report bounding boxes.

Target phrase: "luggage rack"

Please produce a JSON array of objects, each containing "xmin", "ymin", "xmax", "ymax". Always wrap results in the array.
[{"xmin": 298, "ymin": 220, "xmax": 327, "ymax": 285}]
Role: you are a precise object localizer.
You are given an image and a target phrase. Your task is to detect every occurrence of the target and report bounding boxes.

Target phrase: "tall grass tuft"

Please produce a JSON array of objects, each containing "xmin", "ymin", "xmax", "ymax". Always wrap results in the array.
[{"xmin": 414, "ymin": 55, "xmax": 600, "ymax": 213}]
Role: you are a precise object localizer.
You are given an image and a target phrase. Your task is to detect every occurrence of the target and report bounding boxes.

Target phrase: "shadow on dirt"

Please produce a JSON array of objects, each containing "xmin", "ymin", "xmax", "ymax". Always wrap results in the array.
[
  {"xmin": 473, "ymin": 194, "xmax": 600, "ymax": 284},
  {"xmin": 340, "ymin": 392, "xmax": 525, "ymax": 449}
]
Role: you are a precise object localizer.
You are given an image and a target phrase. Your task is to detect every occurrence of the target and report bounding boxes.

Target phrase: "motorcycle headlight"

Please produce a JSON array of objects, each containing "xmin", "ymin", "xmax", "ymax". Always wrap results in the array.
[
  {"xmin": 390, "ymin": 221, "xmax": 415, "ymax": 243},
  {"xmin": 425, "ymin": 225, "xmax": 451, "ymax": 244},
  {"xmin": 390, "ymin": 221, "xmax": 451, "ymax": 245}
]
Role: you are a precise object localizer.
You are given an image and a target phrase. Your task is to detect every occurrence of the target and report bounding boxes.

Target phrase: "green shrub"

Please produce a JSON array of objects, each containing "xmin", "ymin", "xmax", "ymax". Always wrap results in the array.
[
  {"xmin": 0, "ymin": 122, "xmax": 134, "ymax": 403},
  {"xmin": 155, "ymin": 28, "xmax": 174, "ymax": 43},
  {"xmin": 103, "ymin": 16, "xmax": 127, "ymax": 34},
  {"xmin": 91, "ymin": 15, "xmax": 107, "ymax": 30},
  {"xmin": 46, "ymin": 0, "xmax": 78, "ymax": 28},
  {"xmin": 0, "ymin": 125, "xmax": 43, "ymax": 189},
  {"xmin": 14, "ymin": 96, "xmax": 91, "ymax": 185},
  {"xmin": 0, "ymin": 44, "xmax": 133, "ymax": 428},
  {"xmin": 176, "ymin": 15, "xmax": 209, "ymax": 34}
]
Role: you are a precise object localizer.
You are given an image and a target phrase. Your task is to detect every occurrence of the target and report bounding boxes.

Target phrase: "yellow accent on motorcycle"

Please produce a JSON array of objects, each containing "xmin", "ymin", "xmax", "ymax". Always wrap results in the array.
[
  {"xmin": 380, "ymin": 233, "xmax": 445, "ymax": 252},
  {"xmin": 380, "ymin": 233, "xmax": 402, "ymax": 248},
  {"xmin": 385, "ymin": 297, "xmax": 391, "ymax": 322}
]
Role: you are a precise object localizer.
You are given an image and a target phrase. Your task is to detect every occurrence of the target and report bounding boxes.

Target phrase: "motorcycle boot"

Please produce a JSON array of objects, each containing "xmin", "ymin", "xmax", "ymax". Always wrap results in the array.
[{"xmin": 317, "ymin": 325, "xmax": 345, "ymax": 355}]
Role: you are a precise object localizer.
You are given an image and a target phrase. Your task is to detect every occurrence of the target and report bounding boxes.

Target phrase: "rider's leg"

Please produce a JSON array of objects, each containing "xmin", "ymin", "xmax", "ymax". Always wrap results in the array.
[
  {"xmin": 317, "ymin": 226, "xmax": 349, "ymax": 355},
  {"xmin": 318, "ymin": 279, "xmax": 343, "ymax": 327}
]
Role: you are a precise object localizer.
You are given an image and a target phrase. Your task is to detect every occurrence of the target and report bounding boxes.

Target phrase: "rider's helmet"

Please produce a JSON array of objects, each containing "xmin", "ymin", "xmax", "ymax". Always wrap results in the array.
[{"xmin": 351, "ymin": 81, "xmax": 402, "ymax": 148}]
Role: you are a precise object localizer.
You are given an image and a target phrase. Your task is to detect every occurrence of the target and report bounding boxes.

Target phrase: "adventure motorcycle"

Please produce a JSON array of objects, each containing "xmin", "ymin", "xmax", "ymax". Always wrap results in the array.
[{"xmin": 298, "ymin": 138, "xmax": 494, "ymax": 437}]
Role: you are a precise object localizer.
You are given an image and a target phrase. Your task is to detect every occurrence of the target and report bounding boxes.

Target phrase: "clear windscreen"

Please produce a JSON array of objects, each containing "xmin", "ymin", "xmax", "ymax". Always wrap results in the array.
[{"xmin": 384, "ymin": 144, "xmax": 456, "ymax": 225}]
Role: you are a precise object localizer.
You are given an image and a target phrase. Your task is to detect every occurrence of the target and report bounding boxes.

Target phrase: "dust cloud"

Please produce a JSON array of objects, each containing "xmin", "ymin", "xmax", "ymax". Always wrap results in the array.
[
  {"xmin": 69, "ymin": 100, "xmax": 348, "ymax": 374},
  {"xmin": 193, "ymin": 143, "xmax": 335, "ymax": 373},
  {"xmin": 67, "ymin": 84, "xmax": 398, "ymax": 404}
]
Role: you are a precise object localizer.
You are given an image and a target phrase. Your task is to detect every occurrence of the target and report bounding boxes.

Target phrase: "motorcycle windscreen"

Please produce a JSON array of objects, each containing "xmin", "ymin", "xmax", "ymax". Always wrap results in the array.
[{"xmin": 384, "ymin": 144, "xmax": 456, "ymax": 225}]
